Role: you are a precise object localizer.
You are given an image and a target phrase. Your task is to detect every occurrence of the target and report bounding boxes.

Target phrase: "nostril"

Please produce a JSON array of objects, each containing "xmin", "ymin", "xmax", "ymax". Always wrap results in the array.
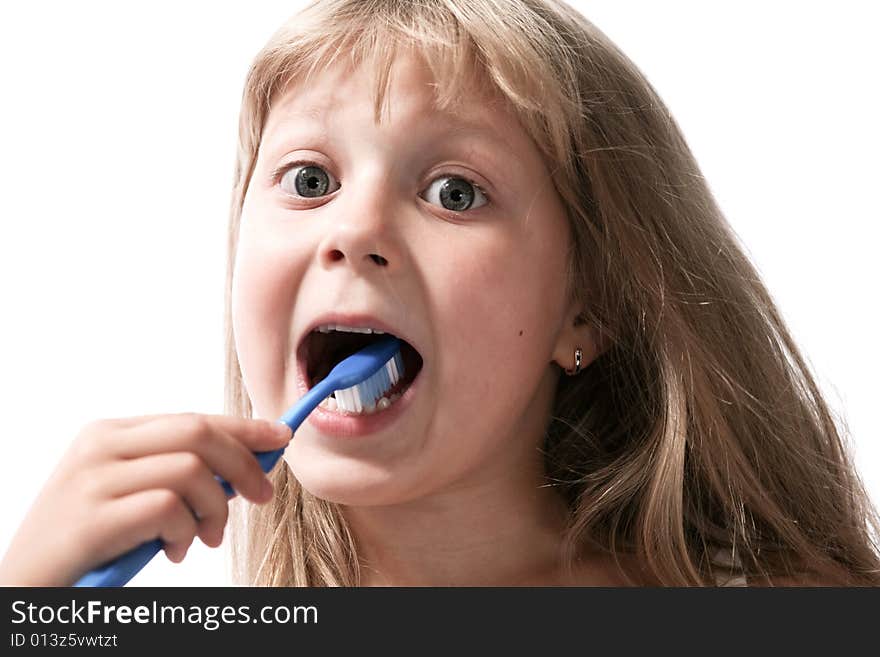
[{"xmin": 370, "ymin": 254, "xmax": 388, "ymax": 266}]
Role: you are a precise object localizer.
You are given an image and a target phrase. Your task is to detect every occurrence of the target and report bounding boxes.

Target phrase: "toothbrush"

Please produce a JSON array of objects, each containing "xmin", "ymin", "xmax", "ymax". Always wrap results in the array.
[{"xmin": 73, "ymin": 335, "xmax": 404, "ymax": 587}]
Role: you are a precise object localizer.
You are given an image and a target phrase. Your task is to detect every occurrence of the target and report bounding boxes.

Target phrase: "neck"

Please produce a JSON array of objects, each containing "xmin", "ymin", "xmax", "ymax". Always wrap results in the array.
[{"xmin": 342, "ymin": 467, "xmax": 572, "ymax": 586}]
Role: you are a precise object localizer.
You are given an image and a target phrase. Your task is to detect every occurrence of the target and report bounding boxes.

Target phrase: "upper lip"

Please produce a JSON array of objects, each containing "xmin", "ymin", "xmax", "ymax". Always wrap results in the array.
[{"xmin": 295, "ymin": 311, "xmax": 423, "ymax": 376}]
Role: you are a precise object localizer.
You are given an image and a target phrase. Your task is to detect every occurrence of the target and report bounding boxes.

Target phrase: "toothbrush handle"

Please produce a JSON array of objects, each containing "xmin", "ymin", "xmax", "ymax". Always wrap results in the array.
[
  {"xmin": 72, "ymin": 538, "xmax": 164, "ymax": 587},
  {"xmin": 73, "ymin": 388, "xmax": 331, "ymax": 587}
]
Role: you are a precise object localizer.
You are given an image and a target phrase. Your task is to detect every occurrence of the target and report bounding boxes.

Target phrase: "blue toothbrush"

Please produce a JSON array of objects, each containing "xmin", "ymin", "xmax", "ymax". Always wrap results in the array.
[{"xmin": 74, "ymin": 336, "xmax": 404, "ymax": 587}]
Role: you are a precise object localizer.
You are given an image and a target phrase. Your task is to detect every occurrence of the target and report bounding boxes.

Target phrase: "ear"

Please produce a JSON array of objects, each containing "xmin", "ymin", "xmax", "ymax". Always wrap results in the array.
[{"xmin": 551, "ymin": 301, "xmax": 608, "ymax": 372}]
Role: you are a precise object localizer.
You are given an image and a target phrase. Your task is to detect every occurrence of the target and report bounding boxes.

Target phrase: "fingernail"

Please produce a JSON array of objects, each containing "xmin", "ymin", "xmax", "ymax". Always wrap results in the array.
[
  {"xmin": 274, "ymin": 422, "xmax": 292, "ymax": 441},
  {"xmin": 262, "ymin": 478, "xmax": 274, "ymax": 499}
]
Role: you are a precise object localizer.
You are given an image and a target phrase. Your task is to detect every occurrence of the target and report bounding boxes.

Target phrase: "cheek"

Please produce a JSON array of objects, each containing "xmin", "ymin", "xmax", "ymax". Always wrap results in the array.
[
  {"xmin": 435, "ymin": 228, "xmax": 567, "ymax": 411},
  {"xmin": 230, "ymin": 222, "xmax": 297, "ymax": 416}
]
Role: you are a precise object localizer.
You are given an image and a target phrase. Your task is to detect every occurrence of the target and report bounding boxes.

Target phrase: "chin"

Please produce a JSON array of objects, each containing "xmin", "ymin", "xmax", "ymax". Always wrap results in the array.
[{"xmin": 281, "ymin": 450, "xmax": 413, "ymax": 507}]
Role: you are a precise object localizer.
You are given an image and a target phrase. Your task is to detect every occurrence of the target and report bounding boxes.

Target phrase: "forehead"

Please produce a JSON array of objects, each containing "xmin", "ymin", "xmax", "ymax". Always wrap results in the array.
[{"xmin": 262, "ymin": 52, "xmax": 518, "ymax": 151}]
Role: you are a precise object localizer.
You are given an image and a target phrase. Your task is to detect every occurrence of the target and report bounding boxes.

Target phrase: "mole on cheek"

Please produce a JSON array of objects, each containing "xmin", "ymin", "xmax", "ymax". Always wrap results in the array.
[{"xmin": 518, "ymin": 330, "xmax": 524, "ymax": 336}]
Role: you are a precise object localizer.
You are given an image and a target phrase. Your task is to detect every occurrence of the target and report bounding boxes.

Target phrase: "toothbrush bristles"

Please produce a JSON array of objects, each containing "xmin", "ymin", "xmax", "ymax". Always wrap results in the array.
[{"xmin": 334, "ymin": 350, "xmax": 405, "ymax": 413}]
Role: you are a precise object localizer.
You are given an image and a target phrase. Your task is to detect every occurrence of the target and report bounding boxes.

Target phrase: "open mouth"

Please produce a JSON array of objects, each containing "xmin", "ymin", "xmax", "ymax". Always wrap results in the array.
[{"xmin": 301, "ymin": 329, "xmax": 424, "ymax": 410}]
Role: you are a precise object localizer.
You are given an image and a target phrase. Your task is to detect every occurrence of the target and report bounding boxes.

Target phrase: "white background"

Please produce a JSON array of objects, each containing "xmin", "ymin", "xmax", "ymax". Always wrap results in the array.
[{"xmin": 0, "ymin": 1, "xmax": 876, "ymax": 586}]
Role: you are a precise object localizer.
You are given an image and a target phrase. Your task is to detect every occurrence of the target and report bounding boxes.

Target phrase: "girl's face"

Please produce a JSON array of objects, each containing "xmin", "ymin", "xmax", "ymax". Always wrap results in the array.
[{"xmin": 232, "ymin": 53, "xmax": 580, "ymax": 506}]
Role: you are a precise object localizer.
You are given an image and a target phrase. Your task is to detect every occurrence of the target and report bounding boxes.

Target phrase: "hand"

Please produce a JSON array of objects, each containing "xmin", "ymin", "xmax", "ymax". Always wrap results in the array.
[{"xmin": 0, "ymin": 413, "xmax": 292, "ymax": 586}]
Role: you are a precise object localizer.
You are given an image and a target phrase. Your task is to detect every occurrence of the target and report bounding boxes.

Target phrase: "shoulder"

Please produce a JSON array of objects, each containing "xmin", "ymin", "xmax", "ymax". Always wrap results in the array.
[
  {"xmin": 557, "ymin": 547, "xmax": 856, "ymax": 586},
  {"xmin": 747, "ymin": 572, "xmax": 848, "ymax": 587},
  {"xmin": 711, "ymin": 547, "xmax": 854, "ymax": 587}
]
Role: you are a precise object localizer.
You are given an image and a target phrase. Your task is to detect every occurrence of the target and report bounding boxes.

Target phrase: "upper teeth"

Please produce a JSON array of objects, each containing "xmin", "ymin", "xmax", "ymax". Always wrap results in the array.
[{"xmin": 315, "ymin": 324, "xmax": 385, "ymax": 334}]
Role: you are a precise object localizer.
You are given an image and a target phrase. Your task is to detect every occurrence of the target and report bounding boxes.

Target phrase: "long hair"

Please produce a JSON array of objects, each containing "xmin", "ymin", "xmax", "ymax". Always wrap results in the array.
[{"xmin": 223, "ymin": 0, "xmax": 880, "ymax": 586}]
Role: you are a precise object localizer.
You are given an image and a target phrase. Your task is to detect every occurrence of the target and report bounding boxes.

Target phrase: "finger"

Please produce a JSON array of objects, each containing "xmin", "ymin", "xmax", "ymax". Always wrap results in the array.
[
  {"xmin": 109, "ymin": 415, "xmax": 278, "ymax": 503},
  {"xmin": 111, "ymin": 413, "xmax": 291, "ymax": 455},
  {"xmin": 181, "ymin": 413, "xmax": 294, "ymax": 450},
  {"xmin": 101, "ymin": 489, "xmax": 199, "ymax": 564},
  {"xmin": 98, "ymin": 452, "xmax": 230, "ymax": 547},
  {"xmin": 104, "ymin": 414, "xmax": 168, "ymax": 429}
]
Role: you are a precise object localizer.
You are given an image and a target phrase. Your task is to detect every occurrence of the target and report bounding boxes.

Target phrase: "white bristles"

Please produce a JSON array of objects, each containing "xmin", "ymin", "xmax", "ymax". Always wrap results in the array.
[{"xmin": 334, "ymin": 351, "xmax": 406, "ymax": 413}]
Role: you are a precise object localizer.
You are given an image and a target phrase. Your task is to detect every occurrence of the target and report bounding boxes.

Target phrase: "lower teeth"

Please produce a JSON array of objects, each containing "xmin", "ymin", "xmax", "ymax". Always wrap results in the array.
[{"xmin": 319, "ymin": 391, "xmax": 403, "ymax": 415}]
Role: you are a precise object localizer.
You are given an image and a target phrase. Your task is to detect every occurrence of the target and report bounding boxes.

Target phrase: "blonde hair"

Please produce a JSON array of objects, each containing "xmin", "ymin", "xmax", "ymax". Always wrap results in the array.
[{"xmin": 224, "ymin": 0, "xmax": 880, "ymax": 586}]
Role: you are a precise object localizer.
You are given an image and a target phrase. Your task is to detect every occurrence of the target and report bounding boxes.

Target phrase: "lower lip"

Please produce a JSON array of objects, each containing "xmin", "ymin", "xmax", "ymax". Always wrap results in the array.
[{"xmin": 295, "ymin": 362, "xmax": 423, "ymax": 438}]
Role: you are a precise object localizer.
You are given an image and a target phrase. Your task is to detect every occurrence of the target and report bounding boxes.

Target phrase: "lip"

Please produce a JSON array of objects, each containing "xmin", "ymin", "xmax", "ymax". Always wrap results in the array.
[{"xmin": 294, "ymin": 352, "xmax": 424, "ymax": 438}]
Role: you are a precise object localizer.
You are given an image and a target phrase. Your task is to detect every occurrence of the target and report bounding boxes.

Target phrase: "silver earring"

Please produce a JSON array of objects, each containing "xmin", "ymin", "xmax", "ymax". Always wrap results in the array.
[{"xmin": 564, "ymin": 347, "xmax": 583, "ymax": 376}]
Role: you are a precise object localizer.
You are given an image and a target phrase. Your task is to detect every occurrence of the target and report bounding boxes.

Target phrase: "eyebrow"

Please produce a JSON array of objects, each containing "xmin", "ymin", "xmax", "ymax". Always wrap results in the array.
[{"xmin": 262, "ymin": 108, "xmax": 516, "ymax": 165}]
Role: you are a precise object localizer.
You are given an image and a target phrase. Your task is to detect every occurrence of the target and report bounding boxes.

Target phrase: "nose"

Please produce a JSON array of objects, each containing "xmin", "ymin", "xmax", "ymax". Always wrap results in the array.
[{"xmin": 316, "ymin": 167, "xmax": 404, "ymax": 276}]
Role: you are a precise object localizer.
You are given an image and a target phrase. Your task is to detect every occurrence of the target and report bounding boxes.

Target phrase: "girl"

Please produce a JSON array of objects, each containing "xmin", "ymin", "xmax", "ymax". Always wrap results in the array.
[{"xmin": 2, "ymin": 0, "xmax": 878, "ymax": 587}]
